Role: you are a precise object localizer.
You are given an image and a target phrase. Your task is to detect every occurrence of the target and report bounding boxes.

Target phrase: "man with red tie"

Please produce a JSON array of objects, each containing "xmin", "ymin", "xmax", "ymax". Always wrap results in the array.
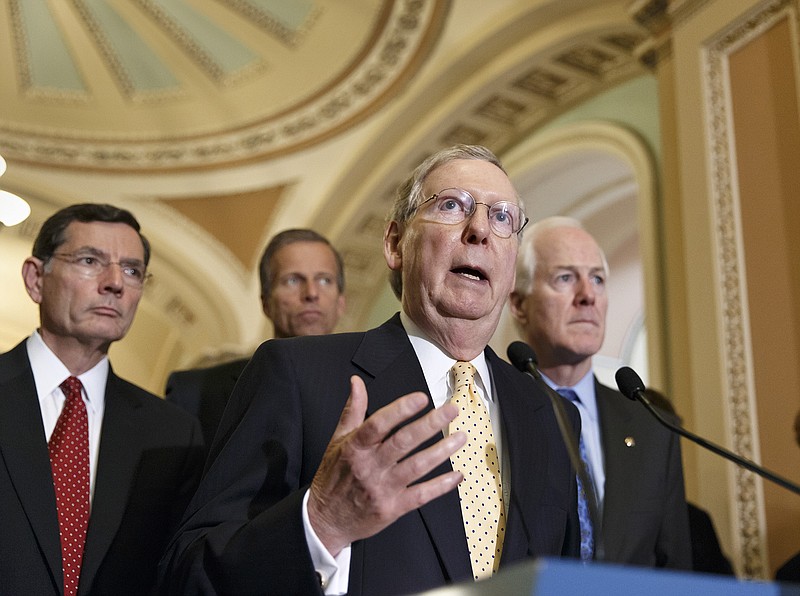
[{"xmin": 0, "ymin": 203, "xmax": 203, "ymax": 595}]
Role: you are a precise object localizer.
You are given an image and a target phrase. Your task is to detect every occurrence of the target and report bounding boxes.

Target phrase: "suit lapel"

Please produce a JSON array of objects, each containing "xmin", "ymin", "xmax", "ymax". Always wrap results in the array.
[
  {"xmin": 0, "ymin": 342, "xmax": 64, "ymax": 588},
  {"xmin": 489, "ymin": 349, "xmax": 551, "ymax": 563},
  {"xmin": 80, "ymin": 371, "xmax": 142, "ymax": 587},
  {"xmin": 595, "ymin": 379, "xmax": 632, "ymax": 532},
  {"xmin": 351, "ymin": 315, "xmax": 472, "ymax": 583}
]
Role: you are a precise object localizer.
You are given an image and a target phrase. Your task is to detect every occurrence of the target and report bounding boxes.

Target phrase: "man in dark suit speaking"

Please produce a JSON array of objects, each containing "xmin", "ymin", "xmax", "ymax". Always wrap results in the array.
[
  {"xmin": 0, "ymin": 203, "xmax": 204, "ymax": 595},
  {"xmin": 159, "ymin": 145, "xmax": 581, "ymax": 595},
  {"xmin": 509, "ymin": 216, "xmax": 691, "ymax": 569},
  {"xmin": 165, "ymin": 228, "xmax": 346, "ymax": 450}
]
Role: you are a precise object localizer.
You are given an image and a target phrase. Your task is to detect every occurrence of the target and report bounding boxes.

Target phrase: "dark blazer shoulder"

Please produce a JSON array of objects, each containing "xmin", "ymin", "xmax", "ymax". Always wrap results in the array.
[
  {"xmin": 167, "ymin": 358, "xmax": 249, "ymax": 389},
  {"xmin": 0, "ymin": 340, "xmax": 32, "ymax": 382},
  {"xmin": 111, "ymin": 371, "xmax": 201, "ymax": 428}
]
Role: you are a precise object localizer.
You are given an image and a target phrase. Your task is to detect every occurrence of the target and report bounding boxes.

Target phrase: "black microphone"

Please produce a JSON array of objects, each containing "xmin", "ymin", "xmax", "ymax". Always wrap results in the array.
[
  {"xmin": 615, "ymin": 366, "xmax": 800, "ymax": 496},
  {"xmin": 507, "ymin": 341, "xmax": 542, "ymax": 380},
  {"xmin": 508, "ymin": 341, "xmax": 603, "ymax": 557}
]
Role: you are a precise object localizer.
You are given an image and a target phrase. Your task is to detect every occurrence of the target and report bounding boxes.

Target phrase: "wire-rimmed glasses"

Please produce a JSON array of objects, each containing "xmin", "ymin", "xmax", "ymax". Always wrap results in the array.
[{"xmin": 414, "ymin": 188, "xmax": 528, "ymax": 238}]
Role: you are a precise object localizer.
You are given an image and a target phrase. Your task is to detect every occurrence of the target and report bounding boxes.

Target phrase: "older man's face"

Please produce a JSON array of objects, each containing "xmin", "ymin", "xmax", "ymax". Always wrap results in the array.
[
  {"xmin": 388, "ymin": 159, "xmax": 519, "ymax": 342},
  {"xmin": 513, "ymin": 226, "xmax": 608, "ymax": 368},
  {"xmin": 25, "ymin": 221, "xmax": 146, "ymax": 350}
]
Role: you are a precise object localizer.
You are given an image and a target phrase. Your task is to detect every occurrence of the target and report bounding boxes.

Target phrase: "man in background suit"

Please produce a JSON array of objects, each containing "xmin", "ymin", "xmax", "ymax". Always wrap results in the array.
[
  {"xmin": 644, "ymin": 389, "xmax": 735, "ymax": 575},
  {"xmin": 159, "ymin": 144, "xmax": 580, "ymax": 595},
  {"xmin": 165, "ymin": 228, "xmax": 346, "ymax": 449},
  {"xmin": 510, "ymin": 215, "xmax": 691, "ymax": 569},
  {"xmin": 0, "ymin": 203, "xmax": 204, "ymax": 595},
  {"xmin": 775, "ymin": 408, "xmax": 800, "ymax": 582}
]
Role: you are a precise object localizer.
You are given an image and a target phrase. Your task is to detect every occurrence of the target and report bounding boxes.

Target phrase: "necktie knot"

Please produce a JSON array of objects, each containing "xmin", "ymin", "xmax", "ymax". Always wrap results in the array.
[
  {"xmin": 452, "ymin": 361, "xmax": 477, "ymax": 390},
  {"xmin": 557, "ymin": 387, "xmax": 579, "ymax": 403},
  {"xmin": 60, "ymin": 376, "xmax": 83, "ymax": 402}
]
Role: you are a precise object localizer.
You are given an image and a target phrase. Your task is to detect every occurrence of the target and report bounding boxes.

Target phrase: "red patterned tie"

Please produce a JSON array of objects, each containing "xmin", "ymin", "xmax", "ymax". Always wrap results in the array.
[{"xmin": 49, "ymin": 376, "xmax": 90, "ymax": 596}]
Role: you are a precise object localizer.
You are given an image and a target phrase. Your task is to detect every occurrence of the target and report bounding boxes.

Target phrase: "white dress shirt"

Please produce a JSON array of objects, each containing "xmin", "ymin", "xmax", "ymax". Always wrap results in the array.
[
  {"xmin": 26, "ymin": 331, "xmax": 108, "ymax": 503},
  {"xmin": 305, "ymin": 313, "xmax": 506, "ymax": 594}
]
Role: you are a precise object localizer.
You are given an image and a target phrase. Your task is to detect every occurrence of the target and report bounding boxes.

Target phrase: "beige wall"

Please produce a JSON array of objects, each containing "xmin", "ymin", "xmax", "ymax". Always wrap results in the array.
[
  {"xmin": 641, "ymin": 0, "xmax": 800, "ymax": 577},
  {"xmin": 728, "ymin": 14, "xmax": 800, "ymax": 575}
]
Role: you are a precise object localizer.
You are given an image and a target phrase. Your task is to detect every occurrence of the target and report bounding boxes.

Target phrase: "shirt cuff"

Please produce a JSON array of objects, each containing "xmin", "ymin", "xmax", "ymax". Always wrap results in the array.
[{"xmin": 302, "ymin": 489, "xmax": 352, "ymax": 595}]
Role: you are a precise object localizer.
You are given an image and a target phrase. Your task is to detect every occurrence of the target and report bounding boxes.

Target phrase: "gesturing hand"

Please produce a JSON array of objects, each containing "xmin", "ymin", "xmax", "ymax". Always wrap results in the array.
[{"xmin": 307, "ymin": 375, "xmax": 465, "ymax": 556}]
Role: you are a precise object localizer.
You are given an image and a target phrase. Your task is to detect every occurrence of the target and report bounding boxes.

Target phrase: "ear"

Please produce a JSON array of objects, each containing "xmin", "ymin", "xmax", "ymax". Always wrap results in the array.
[
  {"xmin": 260, "ymin": 293, "xmax": 274, "ymax": 322},
  {"xmin": 22, "ymin": 258, "xmax": 45, "ymax": 305},
  {"xmin": 383, "ymin": 220, "xmax": 403, "ymax": 272},
  {"xmin": 335, "ymin": 293, "xmax": 346, "ymax": 319},
  {"xmin": 508, "ymin": 291, "xmax": 527, "ymax": 325}
]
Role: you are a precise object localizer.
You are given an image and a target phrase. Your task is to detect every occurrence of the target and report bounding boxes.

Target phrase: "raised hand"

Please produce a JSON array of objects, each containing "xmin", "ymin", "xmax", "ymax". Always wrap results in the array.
[{"xmin": 307, "ymin": 375, "xmax": 465, "ymax": 556}]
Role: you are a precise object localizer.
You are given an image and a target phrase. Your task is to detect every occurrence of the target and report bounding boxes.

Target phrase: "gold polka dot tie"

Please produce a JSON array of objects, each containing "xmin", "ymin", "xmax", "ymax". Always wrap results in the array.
[
  {"xmin": 49, "ymin": 376, "xmax": 90, "ymax": 596},
  {"xmin": 449, "ymin": 361, "xmax": 505, "ymax": 580}
]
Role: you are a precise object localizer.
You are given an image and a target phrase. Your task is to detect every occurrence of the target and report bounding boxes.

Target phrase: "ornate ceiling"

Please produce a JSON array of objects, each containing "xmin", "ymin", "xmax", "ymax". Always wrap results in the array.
[
  {"xmin": 1, "ymin": 0, "xmax": 444, "ymax": 169},
  {"xmin": 0, "ymin": 0, "xmax": 653, "ymax": 392}
]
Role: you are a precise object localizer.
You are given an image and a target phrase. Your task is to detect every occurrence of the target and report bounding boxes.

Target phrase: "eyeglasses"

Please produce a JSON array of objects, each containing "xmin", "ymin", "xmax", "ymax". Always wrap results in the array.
[
  {"xmin": 414, "ymin": 188, "xmax": 528, "ymax": 238},
  {"xmin": 50, "ymin": 252, "xmax": 151, "ymax": 288}
]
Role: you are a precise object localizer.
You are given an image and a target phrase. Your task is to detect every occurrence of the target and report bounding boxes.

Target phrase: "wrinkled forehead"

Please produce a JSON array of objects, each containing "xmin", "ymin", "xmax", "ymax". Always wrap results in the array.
[
  {"xmin": 538, "ymin": 227, "xmax": 604, "ymax": 263},
  {"xmin": 61, "ymin": 221, "xmax": 145, "ymax": 259},
  {"xmin": 423, "ymin": 159, "xmax": 519, "ymax": 204}
]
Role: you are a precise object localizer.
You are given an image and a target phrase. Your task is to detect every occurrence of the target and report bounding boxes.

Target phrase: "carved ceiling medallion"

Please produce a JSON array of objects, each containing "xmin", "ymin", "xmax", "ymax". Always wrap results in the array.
[{"xmin": 0, "ymin": 0, "xmax": 448, "ymax": 170}]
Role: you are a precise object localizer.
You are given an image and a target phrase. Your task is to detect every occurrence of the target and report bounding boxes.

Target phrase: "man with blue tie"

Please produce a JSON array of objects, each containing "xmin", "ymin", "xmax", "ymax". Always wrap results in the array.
[{"xmin": 509, "ymin": 215, "xmax": 691, "ymax": 569}]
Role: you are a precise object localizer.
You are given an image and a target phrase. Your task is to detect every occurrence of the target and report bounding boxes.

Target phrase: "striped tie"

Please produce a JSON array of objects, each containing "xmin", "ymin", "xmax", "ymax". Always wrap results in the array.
[{"xmin": 557, "ymin": 388, "xmax": 595, "ymax": 562}]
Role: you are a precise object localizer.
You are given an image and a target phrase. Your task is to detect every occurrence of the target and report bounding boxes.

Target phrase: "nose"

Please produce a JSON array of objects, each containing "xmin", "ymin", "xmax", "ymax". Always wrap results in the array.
[
  {"xmin": 575, "ymin": 276, "xmax": 596, "ymax": 304},
  {"xmin": 100, "ymin": 263, "xmax": 125, "ymax": 294},
  {"xmin": 462, "ymin": 205, "xmax": 491, "ymax": 244},
  {"xmin": 301, "ymin": 280, "xmax": 320, "ymax": 302}
]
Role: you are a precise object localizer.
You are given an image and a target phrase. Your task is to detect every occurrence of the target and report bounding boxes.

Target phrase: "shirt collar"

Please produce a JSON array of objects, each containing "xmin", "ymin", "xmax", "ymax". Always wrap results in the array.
[
  {"xmin": 541, "ymin": 367, "xmax": 598, "ymax": 422},
  {"xmin": 27, "ymin": 330, "xmax": 109, "ymax": 411},
  {"xmin": 400, "ymin": 311, "xmax": 491, "ymax": 406}
]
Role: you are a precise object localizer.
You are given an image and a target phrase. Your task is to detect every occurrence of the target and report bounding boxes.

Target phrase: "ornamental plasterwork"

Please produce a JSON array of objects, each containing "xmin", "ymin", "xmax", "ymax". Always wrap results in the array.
[
  {"xmin": 0, "ymin": 0, "xmax": 445, "ymax": 170},
  {"xmin": 703, "ymin": 0, "xmax": 798, "ymax": 578},
  {"xmin": 334, "ymin": 25, "xmax": 649, "ymax": 334}
]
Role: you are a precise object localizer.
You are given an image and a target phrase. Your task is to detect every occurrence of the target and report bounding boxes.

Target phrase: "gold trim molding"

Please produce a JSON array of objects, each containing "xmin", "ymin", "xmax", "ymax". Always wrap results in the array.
[{"xmin": 703, "ymin": 0, "xmax": 798, "ymax": 577}]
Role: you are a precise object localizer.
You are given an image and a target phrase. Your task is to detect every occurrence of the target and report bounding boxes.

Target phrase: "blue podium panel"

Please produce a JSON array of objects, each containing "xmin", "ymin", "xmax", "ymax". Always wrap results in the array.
[{"xmin": 416, "ymin": 558, "xmax": 800, "ymax": 596}]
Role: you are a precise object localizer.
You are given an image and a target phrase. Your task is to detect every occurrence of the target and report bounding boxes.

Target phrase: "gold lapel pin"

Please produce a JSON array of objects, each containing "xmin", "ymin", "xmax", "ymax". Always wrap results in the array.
[{"xmin": 624, "ymin": 436, "xmax": 636, "ymax": 447}]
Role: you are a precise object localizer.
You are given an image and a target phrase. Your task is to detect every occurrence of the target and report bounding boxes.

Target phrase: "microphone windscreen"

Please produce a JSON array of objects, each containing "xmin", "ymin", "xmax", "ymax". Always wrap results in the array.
[
  {"xmin": 507, "ymin": 341, "xmax": 537, "ymax": 372},
  {"xmin": 615, "ymin": 366, "xmax": 645, "ymax": 401}
]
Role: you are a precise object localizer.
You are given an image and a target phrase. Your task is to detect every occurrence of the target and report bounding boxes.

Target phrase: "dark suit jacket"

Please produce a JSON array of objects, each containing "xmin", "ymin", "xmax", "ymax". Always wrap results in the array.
[
  {"xmin": 595, "ymin": 381, "xmax": 691, "ymax": 568},
  {"xmin": 687, "ymin": 502, "xmax": 734, "ymax": 575},
  {"xmin": 777, "ymin": 550, "xmax": 800, "ymax": 583},
  {"xmin": 0, "ymin": 340, "xmax": 205, "ymax": 596},
  {"xmin": 165, "ymin": 358, "xmax": 248, "ymax": 452},
  {"xmin": 159, "ymin": 315, "xmax": 581, "ymax": 595}
]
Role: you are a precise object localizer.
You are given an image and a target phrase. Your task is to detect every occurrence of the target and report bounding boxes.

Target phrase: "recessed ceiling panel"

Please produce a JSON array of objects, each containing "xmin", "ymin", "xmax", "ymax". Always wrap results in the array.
[{"xmin": 0, "ymin": 0, "xmax": 449, "ymax": 170}]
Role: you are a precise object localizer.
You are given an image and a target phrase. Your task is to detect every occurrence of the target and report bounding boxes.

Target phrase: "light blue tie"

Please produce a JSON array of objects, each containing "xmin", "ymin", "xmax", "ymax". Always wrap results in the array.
[{"xmin": 557, "ymin": 388, "xmax": 594, "ymax": 562}]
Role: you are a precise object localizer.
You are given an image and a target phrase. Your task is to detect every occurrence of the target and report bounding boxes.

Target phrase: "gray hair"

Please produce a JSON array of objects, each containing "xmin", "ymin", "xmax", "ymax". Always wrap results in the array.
[{"xmin": 514, "ymin": 215, "xmax": 609, "ymax": 295}]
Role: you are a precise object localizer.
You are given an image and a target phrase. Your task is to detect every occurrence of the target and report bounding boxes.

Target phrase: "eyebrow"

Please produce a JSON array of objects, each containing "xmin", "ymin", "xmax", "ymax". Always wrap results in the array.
[
  {"xmin": 553, "ymin": 265, "xmax": 606, "ymax": 274},
  {"xmin": 68, "ymin": 245, "xmax": 146, "ymax": 266}
]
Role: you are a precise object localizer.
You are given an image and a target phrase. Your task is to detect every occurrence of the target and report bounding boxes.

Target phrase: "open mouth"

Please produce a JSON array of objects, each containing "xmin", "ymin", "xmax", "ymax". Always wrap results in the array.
[{"xmin": 452, "ymin": 266, "xmax": 486, "ymax": 282}]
